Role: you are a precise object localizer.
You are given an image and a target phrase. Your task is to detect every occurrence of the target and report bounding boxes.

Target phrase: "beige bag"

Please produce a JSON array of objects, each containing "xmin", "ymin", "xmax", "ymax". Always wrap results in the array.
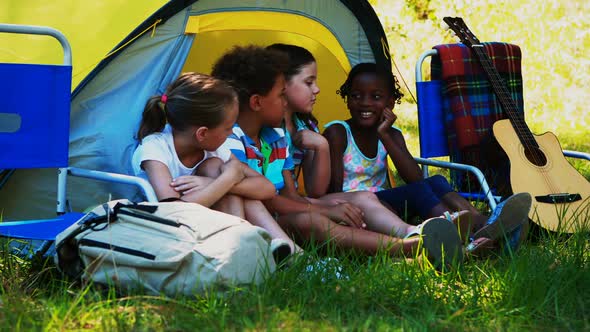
[{"xmin": 55, "ymin": 200, "xmax": 276, "ymax": 296}]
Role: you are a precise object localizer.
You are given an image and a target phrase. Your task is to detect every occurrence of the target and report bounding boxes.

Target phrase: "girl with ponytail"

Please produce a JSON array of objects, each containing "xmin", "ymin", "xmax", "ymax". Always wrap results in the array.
[{"xmin": 132, "ymin": 72, "xmax": 297, "ymax": 259}]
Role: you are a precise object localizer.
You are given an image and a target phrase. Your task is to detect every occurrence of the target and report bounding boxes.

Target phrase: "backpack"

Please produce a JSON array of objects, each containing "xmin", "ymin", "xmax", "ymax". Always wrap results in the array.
[{"xmin": 54, "ymin": 200, "xmax": 276, "ymax": 296}]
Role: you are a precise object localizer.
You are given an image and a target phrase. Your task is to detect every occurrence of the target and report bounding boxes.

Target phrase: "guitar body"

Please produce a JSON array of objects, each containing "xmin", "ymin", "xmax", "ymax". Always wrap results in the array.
[{"xmin": 493, "ymin": 119, "xmax": 590, "ymax": 232}]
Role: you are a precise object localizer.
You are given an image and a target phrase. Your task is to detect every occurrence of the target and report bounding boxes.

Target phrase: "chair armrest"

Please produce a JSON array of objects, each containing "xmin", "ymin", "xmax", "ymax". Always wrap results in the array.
[
  {"xmin": 563, "ymin": 150, "xmax": 590, "ymax": 162},
  {"xmin": 0, "ymin": 23, "xmax": 72, "ymax": 65},
  {"xmin": 414, "ymin": 157, "xmax": 499, "ymax": 209},
  {"xmin": 66, "ymin": 167, "xmax": 158, "ymax": 203}
]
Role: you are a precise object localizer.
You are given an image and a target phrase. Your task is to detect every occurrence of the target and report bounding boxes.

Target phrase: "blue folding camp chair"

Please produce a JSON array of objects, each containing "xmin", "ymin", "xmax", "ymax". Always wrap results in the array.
[
  {"xmin": 414, "ymin": 45, "xmax": 590, "ymax": 212},
  {"xmin": 0, "ymin": 24, "xmax": 157, "ymax": 256}
]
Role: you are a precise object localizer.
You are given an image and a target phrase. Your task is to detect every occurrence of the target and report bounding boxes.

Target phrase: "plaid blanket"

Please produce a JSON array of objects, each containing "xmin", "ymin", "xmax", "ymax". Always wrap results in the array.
[
  {"xmin": 431, "ymin": 42, "xmax": 524, "ymax": 194},
  {"xmin": 431, "ymin": 42, "xmax": 524, "ymax": 155}
]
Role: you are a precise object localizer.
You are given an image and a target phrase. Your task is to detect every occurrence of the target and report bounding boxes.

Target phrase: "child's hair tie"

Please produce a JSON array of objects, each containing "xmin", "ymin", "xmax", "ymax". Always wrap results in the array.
[{"xmin": 160, "ymin": 94, "xmax": 168, "ymax": 104}]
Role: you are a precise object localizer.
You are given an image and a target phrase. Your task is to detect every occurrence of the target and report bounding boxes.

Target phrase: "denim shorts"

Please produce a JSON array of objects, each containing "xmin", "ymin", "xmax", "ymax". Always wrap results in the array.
[{"xmin": 375, "ymin": 175, "xmax": 453, "ymax": 219}]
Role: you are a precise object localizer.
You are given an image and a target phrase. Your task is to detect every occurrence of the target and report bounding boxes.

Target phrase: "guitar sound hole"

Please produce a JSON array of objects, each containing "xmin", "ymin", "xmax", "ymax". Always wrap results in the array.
[{"xmin": 524, "ymin": 146, "xmax": 547, "ymax": 167}]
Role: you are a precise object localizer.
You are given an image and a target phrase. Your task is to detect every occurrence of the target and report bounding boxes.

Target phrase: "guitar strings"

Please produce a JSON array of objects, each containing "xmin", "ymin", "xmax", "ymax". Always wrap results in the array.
[
  {"xmin": 474, "ymin": 46, "xmax": 557, "ymax": 194},
  {"xmin": 447, "ymin": 19, "xmax": 582, "ymax": 229}
]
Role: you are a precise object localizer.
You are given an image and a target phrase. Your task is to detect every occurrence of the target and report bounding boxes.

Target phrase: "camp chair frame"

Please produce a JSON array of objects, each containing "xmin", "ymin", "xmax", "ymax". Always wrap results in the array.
[
  {"xmin": 414, "ymin": 48, "xmax": 590, "ymax": 211},
  {"xmin": 0, "ymin": 24, "xmax": 156, "ymax": 254}
]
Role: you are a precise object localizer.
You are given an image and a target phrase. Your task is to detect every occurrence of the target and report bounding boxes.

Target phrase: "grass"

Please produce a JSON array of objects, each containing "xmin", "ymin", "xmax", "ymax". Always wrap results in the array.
[
  {"xmin": 1, "ymin": 0, "xmax": 589, "ymax": 330},
  {"xmin": 1, "ymin": 229, "xmax": 589, "ymax": 330}
]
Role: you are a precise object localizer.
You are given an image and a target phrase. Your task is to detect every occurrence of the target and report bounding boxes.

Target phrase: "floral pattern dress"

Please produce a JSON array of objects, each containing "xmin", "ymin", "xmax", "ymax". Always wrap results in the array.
[{"xmin": 324, "ymin": 120, "xmax": 390, "ymax": 192}]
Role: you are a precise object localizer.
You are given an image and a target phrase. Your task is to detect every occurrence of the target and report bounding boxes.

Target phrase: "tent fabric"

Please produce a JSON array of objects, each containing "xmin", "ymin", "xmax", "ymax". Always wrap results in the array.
[
  {"xmin": 185, "ymin": 1, "xmax": 375, "ymax": 69},
  {"xmin": 0, "ymin": 0, "xmax": 391, "ymax": 220},
  {"xmin": 183, "ymin": 12, "xmax": 351, "ymax": 72}
]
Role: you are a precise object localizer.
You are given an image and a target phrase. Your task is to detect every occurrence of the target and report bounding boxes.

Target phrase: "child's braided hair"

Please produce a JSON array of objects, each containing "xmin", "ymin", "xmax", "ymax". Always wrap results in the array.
[{"xmin": 337, "ymin": 63, "xmax": 403, "ymax": 104}]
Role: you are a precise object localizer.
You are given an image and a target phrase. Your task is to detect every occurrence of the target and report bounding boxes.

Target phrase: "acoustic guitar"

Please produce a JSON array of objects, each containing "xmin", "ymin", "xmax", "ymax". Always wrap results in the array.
[{"xmin": 443, "ymin": 16, "xmax": 590, "ymax": 233}]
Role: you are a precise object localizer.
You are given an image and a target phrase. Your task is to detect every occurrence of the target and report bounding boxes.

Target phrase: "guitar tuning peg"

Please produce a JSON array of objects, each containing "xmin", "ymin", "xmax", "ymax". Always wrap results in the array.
[{"xmin": 442, "ymin": 23, "xmax": 455, "ymax": 36}]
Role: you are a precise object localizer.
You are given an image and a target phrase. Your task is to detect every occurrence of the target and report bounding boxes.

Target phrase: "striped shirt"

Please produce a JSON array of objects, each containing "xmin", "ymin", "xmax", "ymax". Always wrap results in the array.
[{"xmin": 220, "ymin": 123, "xmax": 293, "ymax": 191}]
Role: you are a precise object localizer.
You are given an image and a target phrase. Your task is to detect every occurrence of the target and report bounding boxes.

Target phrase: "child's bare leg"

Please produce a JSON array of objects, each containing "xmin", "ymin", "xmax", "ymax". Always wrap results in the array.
[
  {"xmin": 425, "ymin": 202, "xmax": 455, "ymax": 219},
  {"xmin": 195, "ymin": 157, "xmax": 224, "ymax": 177},
  {"xmin": 277, "ymin": 212, "xmax": 418, "ymax": 256},
  {"xmin": 244, "ymin": 199, "xmax": 299, "ymax": 252},
  {"xmin": 195, "ymin": 158, "xmax": 298, "ymax": 253},
  {"xmin": 440, "ymin": 192, "xmax": 487, "ymax": 230},
  {"xmin": 212, "ymin": 194, "xmax": 246, "ymax": 218},
  {"xmin": 319, "ymin": 191, "xmax": 415, "ymax": 237},
  {"xmin": 193, "ymin": 157, "xmax": 246, "ymax": 216}
]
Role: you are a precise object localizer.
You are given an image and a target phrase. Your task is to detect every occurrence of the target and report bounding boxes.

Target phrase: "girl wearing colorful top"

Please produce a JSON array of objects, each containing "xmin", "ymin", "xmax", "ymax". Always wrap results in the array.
[
  {"xmin": 238, "ymin": 43, "xmax": 462, "ymax": 266},
  {"xmin": 132, "ymin": 72, "xmax": 296, "ymax": 257},
  {"xmin": 323, "ymin": 63, "xmax": 532, "ymax": 252}
]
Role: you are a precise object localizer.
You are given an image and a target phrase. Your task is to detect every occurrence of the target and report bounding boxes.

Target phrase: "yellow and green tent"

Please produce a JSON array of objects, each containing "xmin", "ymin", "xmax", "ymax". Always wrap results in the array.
[{"xmin": 1, "ymin": 0, "xmax": 392, "ymax": 218}]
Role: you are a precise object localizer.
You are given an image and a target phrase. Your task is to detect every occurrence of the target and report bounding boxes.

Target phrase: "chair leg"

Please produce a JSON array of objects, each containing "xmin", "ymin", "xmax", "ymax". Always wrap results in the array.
[{"xmin": 0, "ymin": 168, "xmax": 15, "ymax": 190}]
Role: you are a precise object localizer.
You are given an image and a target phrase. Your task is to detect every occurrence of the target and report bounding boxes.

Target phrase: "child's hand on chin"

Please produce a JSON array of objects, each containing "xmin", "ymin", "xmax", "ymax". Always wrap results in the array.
[{"xmin": 377, "ymin": 107, "xmax": 397, "ymax": 135}]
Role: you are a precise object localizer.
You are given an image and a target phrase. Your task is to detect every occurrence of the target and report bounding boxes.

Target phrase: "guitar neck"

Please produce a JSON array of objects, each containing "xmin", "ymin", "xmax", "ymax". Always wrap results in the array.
[{"xmin": 470, "ymin": 45, "xmax": 539, "ymax": 149}]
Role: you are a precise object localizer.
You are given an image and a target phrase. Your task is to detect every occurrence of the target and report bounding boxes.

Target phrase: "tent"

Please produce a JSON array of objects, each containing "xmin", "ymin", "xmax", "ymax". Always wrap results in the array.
[
  {"xmin": 1, "ymin": 0, "xmax": 392, "ymax": 219},
  {"xmin": 0, "ymin": 1, "xmax": 166, "ymax": 82}
]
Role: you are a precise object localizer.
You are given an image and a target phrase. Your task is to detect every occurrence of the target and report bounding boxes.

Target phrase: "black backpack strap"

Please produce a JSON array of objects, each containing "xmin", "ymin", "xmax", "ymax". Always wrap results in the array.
[
  {"xmin": 159, "ymin": 197, "xmax": 183, "ymax": 202},
  {"xmin": 113, "ymin": 202, "xmax": 158, "ymax": 215}
]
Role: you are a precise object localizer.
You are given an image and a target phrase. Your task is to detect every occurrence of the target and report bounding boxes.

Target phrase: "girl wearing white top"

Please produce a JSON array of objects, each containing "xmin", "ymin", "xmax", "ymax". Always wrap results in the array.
[{"xmin": 132, "ymin": 72, "xmax": 296, "ymax": 257}]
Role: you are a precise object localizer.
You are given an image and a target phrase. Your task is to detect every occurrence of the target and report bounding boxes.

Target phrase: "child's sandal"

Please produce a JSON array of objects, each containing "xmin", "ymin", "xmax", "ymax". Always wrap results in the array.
[
  {"xmin": 469, "ymin": 192, "xmax": 532, "ymax": 253},
  {"xmin": 441, "ymin": 210, "xmax": 472, "ymax": 243},
  {"xmin": 464, "ymin": 237, "xmax": 495, "ymax": 257},
  {"xmin": 442, "ymin": 211, "xmax": 461, "ymax": 221},
  {"xmin": 405, "ymin": 217, "xmax": 464, "ymax": 269}
]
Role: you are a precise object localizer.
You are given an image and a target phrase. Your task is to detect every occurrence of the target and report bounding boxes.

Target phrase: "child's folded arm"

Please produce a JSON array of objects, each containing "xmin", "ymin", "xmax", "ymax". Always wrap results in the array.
[
  {"xmin": 171, "ymin": 171, "xmax": 252, "ymax": 208},
  {"xmin": 266, "ymin": 169, "xmax": 317, "ymax": 215},
  {"xmin": 142, "ymin": 160, "xmax": 180, "ymax": 201},
  {"xmin": 270, "ymin": 169, "xmax": 365, "ymax": 228},
  {"xmin": 222, "ymin": 155, "xmax": 276, "ymax": 200},
  {"xmin": 265, "ymin": 194, "xmax": 311, "ymax": 215},
  {"xmin": 228, "ymin": 168, "xmax": 276, "ymax": 200},
  {"xmin": 266, "ymin": 195, "xmax": 365, "ymax": 229}
]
